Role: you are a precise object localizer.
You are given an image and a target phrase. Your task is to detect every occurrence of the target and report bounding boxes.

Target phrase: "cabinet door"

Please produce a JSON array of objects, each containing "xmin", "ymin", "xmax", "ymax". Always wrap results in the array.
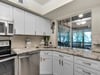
[
  {"xmin": 0, "ymin": 2, "xmax": 13, "ymax": 21},
  {"xmin": 74, "ymin": 64, "xmax": 100, "ymax": 75},
  {"xmin": 74, "ymin": 68, "xmax": 98, "ymax": 75},
  {"xmin": 35, "ymin": 16, "xmax": 44, "ymax": 35},
  {"xmin": 53, "ymin": 56, "xmax": 62, "ymax": 75},
  {"xmin": 25, "ymin": 12, "xmax": 35, "ymax": 35},
  {"xmin": 13, "ymin": 7, "xmax": 25, "ymax": 34},
  {"xmin": 44, "ymin": 19, "xmax": 51, "ymax": 36},
  {"xmin": 63, "ymin": 60, "xmax": 73, "ymax": 75},
  {"xmin": 40, "ymin": 52, "xmax": 52, "ymax": 74}
]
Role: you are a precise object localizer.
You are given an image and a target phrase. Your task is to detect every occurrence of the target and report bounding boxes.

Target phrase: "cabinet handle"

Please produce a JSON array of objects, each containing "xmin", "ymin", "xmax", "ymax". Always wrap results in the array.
[
  {"xmin": 83, "ymin": 70, "xmax": 91, "ymax": 75},
  {"xmin": 62, "ymin": 60, "xmax": 63, "ymax": 66},
  {"xmin": 83, "ymin": 62, "xmax": 91, "ymax": 66},
  {"xmin": 59, "ymin": 59, "xmax": 61, "ymax": 65}
]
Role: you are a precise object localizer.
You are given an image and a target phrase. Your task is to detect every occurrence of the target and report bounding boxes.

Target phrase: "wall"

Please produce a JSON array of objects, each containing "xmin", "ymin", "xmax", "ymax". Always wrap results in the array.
[
  {"xmin": 0, "ymin": 36, "xmax": 43, "ymax": 49},
  {"xmin": 92, "ymin": 6, "xmax": 100, "ymax": 52},
  {"xmin": 11, "ymin": 36, "xmax": 43, "ymax": 48},
  {"xmin": 45, "ymin": 0, "xmax": 100, "ymax": 20},
  {"xmin": 50, "ymin": 20, "xmax": 58, "ymax": 47}
]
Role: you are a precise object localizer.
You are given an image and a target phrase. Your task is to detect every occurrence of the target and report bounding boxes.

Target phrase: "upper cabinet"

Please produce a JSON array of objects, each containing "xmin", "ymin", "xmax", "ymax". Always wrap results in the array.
[
  {"xmin": 0, "ymin": 2, "xmax": 13, "ymax": 21},
  {"xmin": 13, "ymin": 7, "xmax": 25, "ymax": 35},
  {"xmin": 0, "ymin": 2, "xmax": 51, "ymax": 36},
  {"xmin": 35, "ymin": 16, "xmax": 51, "ymax": 36},
  {"xmin": 25, "ymin": 12, "xmax": 36, "ymax": 35},
  {"xmin": 35, "ymin": 16, "xmax": 45, "ymax": 35},
  {"xmin": 43, "ymin": 19, "xmax": 51, "ymax": 36}
]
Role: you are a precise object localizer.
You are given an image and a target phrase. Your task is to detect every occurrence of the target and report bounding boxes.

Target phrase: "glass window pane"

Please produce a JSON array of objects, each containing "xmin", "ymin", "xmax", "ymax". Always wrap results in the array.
[
  {"xmin": 84, "ymin": 32, "xmax": 92, "ymax": 49},
  {"xmin": 58, "ymin": 18, "xmax": 70, "ymax": 47}
]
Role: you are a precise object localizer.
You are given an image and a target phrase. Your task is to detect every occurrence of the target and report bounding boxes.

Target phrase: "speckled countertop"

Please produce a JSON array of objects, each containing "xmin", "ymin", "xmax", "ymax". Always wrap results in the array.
[{"xmin": 12, "ymin": 48, "xmax": 100, "ymax": 61}]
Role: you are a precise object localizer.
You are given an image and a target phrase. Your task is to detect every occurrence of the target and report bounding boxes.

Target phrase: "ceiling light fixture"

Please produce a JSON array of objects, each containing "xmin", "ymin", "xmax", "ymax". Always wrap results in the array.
[
  {"xmin": 78, "ymin": 14, "xmax": 84, "ymax": 18},
  {"xmin": 81, "ymin": 21, "xmax": 86, "ymax": 24},
  {"xmin": 76, "ymin": 20, "xmax": 87, "ymax": 25}
]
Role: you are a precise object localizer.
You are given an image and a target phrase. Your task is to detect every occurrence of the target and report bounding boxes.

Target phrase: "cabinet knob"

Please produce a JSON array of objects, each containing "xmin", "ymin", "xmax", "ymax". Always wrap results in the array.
[{"xmin": 62, "ymin": 60, "xmax": 63, "ymax": 66}]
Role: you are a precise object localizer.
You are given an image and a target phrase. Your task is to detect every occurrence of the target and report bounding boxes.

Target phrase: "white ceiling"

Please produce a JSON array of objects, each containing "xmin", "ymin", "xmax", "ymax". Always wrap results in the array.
[
  {"xmin": 34, "ymin": 0, "xmax": 50, "ymax": 5},
  {"xmin": 44, "ymin": 0, "xmax": 100, "ymax": 19},
  {"xmin": 29, "ymin": 0, "xmax": 74, "ymax": 15},
  {"xmin": 7, "ymin": 0, "xmax": 74, "ymax": 15}
]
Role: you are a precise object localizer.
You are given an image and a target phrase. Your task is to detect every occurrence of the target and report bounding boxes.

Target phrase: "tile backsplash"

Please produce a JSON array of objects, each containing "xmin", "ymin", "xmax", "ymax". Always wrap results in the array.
[{"xmin": 11, "ymin": 36, "xmax": 43, "ymax": 48}]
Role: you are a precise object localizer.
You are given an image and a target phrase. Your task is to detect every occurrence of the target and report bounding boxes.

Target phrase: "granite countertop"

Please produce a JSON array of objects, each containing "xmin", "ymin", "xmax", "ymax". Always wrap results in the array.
[{"xmin": 12, "ymin": 48, "xmax": 100, "ymax": 61}]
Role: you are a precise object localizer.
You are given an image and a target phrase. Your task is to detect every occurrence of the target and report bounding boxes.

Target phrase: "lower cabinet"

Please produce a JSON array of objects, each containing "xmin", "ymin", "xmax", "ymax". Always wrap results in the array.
[
  {"xmin": 53, "ymin": 54, "xmax": 62, "ymax": 75},
  {"xmin": 53, "ymin": 52, "xmax": 74, "ymax": 75},
  {"xmin": 63, "ymin": 60, "xmax": 73, "ymax": 75},
  {"xmin": 40, "ymin": 51, "xmax": 53, "ymax": 75},
  {"xmin": 74, "ymin": 64, "xmax": 100, "ymax": 75},
  {"xmin": 16, "ymin": 51, "xmax": 100, "ymax": 75},
  {"xmin": 74, "ymin": 56, "xmax": 100, "ymax": 75}
]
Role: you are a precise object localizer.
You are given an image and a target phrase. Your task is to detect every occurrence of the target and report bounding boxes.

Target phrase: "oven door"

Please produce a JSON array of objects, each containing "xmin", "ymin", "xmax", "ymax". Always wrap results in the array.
[
  {"xmin": 0, "ymin": 56, "xmax": 16, "ymax": 75},
  {"xmin": 7, "ymin": 21, "xmax": 14, "ymax": 35},
  {"xmin": 0, "ymin": 20, "xmax": 6, "ymax": 35}
]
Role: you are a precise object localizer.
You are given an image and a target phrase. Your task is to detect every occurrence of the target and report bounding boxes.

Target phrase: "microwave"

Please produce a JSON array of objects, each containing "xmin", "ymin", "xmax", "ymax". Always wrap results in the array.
[{"xmin": 0, "ymin": 20, "xmax": 14, "ymax": 35}]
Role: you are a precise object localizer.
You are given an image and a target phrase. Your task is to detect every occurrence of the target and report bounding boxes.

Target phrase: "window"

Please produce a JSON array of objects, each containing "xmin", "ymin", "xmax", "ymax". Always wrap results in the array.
[
  {"xmin": 84, "ymin": 31, "xmax": 92, "ymax": 49},
  {"xmin": 58, "ymin": 12, "xmax": 92, "ymax": 50},
  {"xmin": 58, "ymin": 32, "xmax": 70, "ymax": 47},
  {"xmin": 72, "ymin": 30, "xmax": 92, "ymax": 49},
  {"xmin": 72, "ymin": 30, "xmax": 83, "ymax": 48},
  {"xmin": 58, "ymin": 18, "xmax": 70, "ymax": 47}
]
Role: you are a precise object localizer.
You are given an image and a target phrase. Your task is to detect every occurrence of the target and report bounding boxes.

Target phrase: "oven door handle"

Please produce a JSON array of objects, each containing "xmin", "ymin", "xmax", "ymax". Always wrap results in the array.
[{"xmin": 0, "ymin": 56, "xmax": 16, "ymax": 63}]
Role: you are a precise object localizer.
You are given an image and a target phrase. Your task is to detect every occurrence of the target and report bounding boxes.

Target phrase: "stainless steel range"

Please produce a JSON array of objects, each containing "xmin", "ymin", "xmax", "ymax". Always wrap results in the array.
[{"xmin": 0, "ymin": 40, "xmax": 16, "ymax": 75}]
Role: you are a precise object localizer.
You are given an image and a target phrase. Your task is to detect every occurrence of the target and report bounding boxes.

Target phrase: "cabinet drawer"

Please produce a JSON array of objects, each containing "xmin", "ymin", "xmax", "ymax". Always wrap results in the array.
[
  {"xmin": 40, "ymin": 51, "xmax": 53, "ymax": 56},
  {"xmin": 53, "ymin": 52, "xmax": 63, "ymax": 58},
  {"xmin": 74, "ymin": 64, "xmax": 100, "ymax": 75},
  {"xmin": 74, "ymin": 56, "xmax": 100, "ymax": 71},
  {"xmin": 63, "ymin": 54, "xmax": 73, "ymax": 62}
]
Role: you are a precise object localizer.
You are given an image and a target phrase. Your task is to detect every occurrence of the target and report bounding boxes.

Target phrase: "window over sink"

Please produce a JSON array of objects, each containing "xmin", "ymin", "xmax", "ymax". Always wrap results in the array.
[{"xmin": 58, "ymin": 12, "xmax": 92, "ymax": 50}]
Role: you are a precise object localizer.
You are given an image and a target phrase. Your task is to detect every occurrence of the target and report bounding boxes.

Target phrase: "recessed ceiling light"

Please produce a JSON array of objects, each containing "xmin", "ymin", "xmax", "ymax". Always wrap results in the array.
[
  {"xmin": 81, "ymin": 21, "xmax": 86, "ymax": 24},
  {"xmin": 78, "ymin": 14, "xmax": 84, "ymax": 18},
  {"xmin": 76, "ymin": 20, "xmax": 87, "ymax": 25}
]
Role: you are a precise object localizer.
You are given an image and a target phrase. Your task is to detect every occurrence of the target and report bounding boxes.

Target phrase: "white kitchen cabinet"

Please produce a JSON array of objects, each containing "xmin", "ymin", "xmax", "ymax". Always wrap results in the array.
[
  {"xmin": 74, "ymin": 56, "xmax": 100, "ymax": 71},
  {"xmin": 0, "ymin": 2, "xmax": 13, "ymax": 21},
  {"xmin": 35, "ymin": 16, "xmax": 51, "ymax": 36},
  {"xmin": 63, "ymin": 59, "xmax": 73, "ymax": 75},
  {"xmin": 53, "ymin": 52, "xmax": 74, "ymax": 75},
  {"xmin": 13, "ymin": 7, "xmax": 25, "ymax": 35},
  {"xmin": 25, "ymin": 12, "xmax": 36, "ymax": 35},
  {"xmin": 74, "ymin": 64, "xmax": 100, "ymax": 75},
  {"xmin": 53, "ymin": 52, "xmax": 62, "ymax": 75},
  {"xmin": 40, "ymin": 51, "xmax": 53, "ymax": 75},
  {"xmin": 43, "ymin": 19, "xmax": 51, "ymax": 36},
  {"xmin": 74, "ymin": 56, "xmax": 100, "ymax": 75},
  {"xmin": 35, "ymin": 16, "xmax": 44, "ymax": 35}
]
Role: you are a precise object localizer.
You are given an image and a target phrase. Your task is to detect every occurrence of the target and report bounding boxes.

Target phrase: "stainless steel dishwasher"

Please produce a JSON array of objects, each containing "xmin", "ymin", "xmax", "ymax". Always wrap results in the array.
[{"xmin": 18, "ymin": 52, "xmax": 40, "ymax": 75}]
